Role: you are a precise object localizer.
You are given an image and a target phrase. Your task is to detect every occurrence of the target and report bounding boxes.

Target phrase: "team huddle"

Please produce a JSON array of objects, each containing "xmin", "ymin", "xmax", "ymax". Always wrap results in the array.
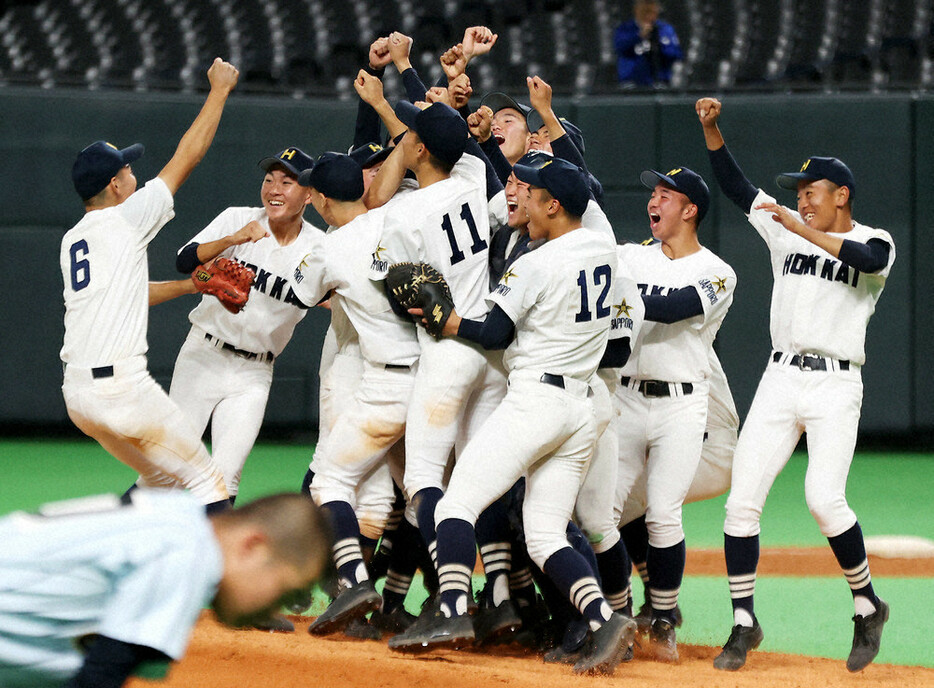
[{"xmin": 2, "ymin": 22, "xmax": 897, "ymax": 688}]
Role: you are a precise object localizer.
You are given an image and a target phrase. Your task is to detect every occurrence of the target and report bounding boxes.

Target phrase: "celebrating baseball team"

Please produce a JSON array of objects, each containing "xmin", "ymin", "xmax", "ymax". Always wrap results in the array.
[{"xmin": 0, "ymin": 20, "xmax": 898, "ymax": 688}]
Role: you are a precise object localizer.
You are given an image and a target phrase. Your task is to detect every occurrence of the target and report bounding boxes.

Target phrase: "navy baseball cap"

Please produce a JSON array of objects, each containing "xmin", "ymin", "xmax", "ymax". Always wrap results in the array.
[
  {"xmin": 640, "ymin": 166, "xmax": 710, "ymax": 223},
  {"xmin": 526, "ymin": 111, "xmax": 586, "ymax": 155},
  {"xmin": 258, "ymin": 147, "xmax": 315, "ymax": 177},
  {"xmin": 348, "ymin": 142, "xmax": 392, "ymax": 169},
  {"xmin": 394, "ymin": 101, "xmax": 468, "ymax": 167},
  {"xmin": 72, "ymin": 140, "xmax": 144, "ymax": 200},
  {"xmin": 513, "ymin": 156, "xmax": 590, "ymax": 218},
  {"xmin": 298, "ymin": 152, "xmax": 364, "ymax": 201},
  {"xmin": 775, "ymin": 156, "xmax": 856, "ymax": 199},
  {"xmin": 514, "ymin": 149, "xmax": 554, "ymax": 170},
  {"xmin": 480, "ymin": 92, "xmax": 532, "ymax": 119}
]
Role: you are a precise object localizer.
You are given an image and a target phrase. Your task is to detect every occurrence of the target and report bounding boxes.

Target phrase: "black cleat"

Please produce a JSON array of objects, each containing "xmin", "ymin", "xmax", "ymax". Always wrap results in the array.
[
  {"xmin": 343, "ymin": 616, "xmax": 382, "ymax": 640},
  {"xmin": 308, "ymin": 581, "xmax": 381, "ymax": 636},
  {"xmin": 388, "ymin": 610, "xmax": 475, "ymax": 652},
  {"xmin": 370, "ymin": 606, "xmax": 418, "ymax": 634},
  {"xmin": 713, "ymin": 620, "xmax": 764, "ymax": 671},
  {"xmin": 847, "ymin": 599, "xmax": 889, "ymax": 672},
  {"xmin": 573, "ymin": 613, "xmax": 637, "ymax": 675},
  {"xmin": 474, "ymin": 600, "xmax": 522, "ymax": 645},
  {"xmin": 635, "ymin": 601, "xmax": 682, "ymax": 634},
  {"xmin": 650, "ymin": 617, "xmax": 678, "ymax": 662}
]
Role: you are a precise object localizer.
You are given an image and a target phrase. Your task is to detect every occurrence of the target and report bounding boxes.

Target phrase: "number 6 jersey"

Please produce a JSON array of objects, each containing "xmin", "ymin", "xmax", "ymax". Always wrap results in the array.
[
  {"xmin": 488, "ymin": 227, "xmax": 617, "ymax": 381},
  {"xmin": 59, "ymin": 178, "xmax": 175, "ymax": 368}
]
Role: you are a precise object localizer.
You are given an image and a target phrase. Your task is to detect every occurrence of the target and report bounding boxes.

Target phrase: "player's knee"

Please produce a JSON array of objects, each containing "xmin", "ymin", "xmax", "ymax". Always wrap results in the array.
[
  {"xmin": 524, "ymin": 531, "xmax": 569, "ymax": 570},
  {"xmin": 434, "ymin": 494, "xmax": 479, "ymax": 527},
  {"xmin": 357, "ymin": 511, "xmax": 389, "ymax": 541},
  {"xmin": 587, "ymin": 527, "xmax": 620, "ymax": 554},
  {"xmin": 723, "ymin": 497, "xmax": 762, "ymax": 537},
  {"xmin": 806, "ymin": 493, "xmax": 854, "ymax": 536}
]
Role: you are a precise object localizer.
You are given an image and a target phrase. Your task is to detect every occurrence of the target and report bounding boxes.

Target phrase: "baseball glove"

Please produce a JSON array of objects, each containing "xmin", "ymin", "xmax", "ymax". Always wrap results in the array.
[
  {"xmin": 191, "ymin": 257, "xmax": 255, "ymax": 314},
  {"xmin": 385, "ymin": 262, "xmax": 454, "ymax": 338}
]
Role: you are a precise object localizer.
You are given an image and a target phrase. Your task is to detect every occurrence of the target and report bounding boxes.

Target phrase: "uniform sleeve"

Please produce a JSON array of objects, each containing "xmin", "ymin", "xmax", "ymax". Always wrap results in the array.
[
  {"xmin": 291, "ymin": 238, "xmax": 338, "ymax": 306},
  {"xmin": 689, "ymin": 263, "xmax": 737, "ymax": 329},
  {"xmin": 117, "ymin": 177, "xmax": 175, "ymax": 246},
  {"xmin": 368, "ymin": 202, "xmax": 422, "ymax": 282},
  {"xmin": 488, "ymin": 189, "xmax": 508, "ymax": 232},
  {"xmin": 583, "ymin": 200, "xmax": 615, "ymax": 244},
  {"xmin": 487, "ymin": 253, "xmax": 543, "ymax": 324},
  {"xmin": 746, "ymin": 189, "xmax": 798, "ymax": 249}
]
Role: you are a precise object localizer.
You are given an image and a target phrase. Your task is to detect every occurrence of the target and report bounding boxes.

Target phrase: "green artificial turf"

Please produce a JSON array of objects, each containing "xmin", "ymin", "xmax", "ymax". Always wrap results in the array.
[{"xmin": 2, "ymin": 439, "xmax": 932, "ymax": 667}]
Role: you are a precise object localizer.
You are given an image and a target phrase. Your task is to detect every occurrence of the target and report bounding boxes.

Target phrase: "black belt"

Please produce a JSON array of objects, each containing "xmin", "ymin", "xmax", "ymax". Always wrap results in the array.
[
  {"xmin": 620, "ymin": 376, "xmax": 693, "ymax": 398},
  {"xmin": 205, "ymin": 333, "xmax": 274, "ymax": 363},
  {"xmin": 539, "ymin": 373, "xmax": 594, "ymax": 397},
  {"xmin": 772, "ymin": 351, "xmax": 849, "ymax": 371},
  {"xmin": 92, "ymin": 366, "xmax": 114, "ymax": 379},
  {"xmin": 385, "ymin": 363, "xmax": 410, "ymax": 370}
]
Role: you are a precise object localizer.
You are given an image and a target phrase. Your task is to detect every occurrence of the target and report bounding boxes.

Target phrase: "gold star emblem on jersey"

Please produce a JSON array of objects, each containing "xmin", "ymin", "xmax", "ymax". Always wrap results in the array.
[
  {"xmin": 713, "ymin": 276, "xmax": 728, "ymax": 293},
  {"xmin": 298, "ymin": 253, "xmax": 313, "ymax": 270},
  {"xmin": 372, "ymin": 244, "xmax": 387, "ymax": 261},
  {"xmin": 501, "ymin": 269, "xmax": 517, "ymax": 285},
  {"xmin": 614, "ymin": 298, "xmax": 632, "ymax": 318}
]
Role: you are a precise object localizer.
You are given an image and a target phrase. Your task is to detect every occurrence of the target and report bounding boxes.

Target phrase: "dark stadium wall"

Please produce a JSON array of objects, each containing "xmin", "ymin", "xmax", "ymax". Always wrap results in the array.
[{"xmin": 0, "ymin": 88, "xmax": 927, "ymax": 437}]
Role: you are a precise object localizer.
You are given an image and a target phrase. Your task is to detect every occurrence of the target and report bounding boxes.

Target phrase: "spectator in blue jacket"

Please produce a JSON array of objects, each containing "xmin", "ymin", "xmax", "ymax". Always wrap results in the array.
[{"xmin": 614, "ymin": 0, "xmax": 683, "ymax": 86}]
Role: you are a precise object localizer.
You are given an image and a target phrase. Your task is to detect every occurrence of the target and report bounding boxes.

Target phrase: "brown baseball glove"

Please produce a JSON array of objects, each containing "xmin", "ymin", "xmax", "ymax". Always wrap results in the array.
[{"xmin": 191, "ymin": 257, "xmax": 255, "ymax": 314}]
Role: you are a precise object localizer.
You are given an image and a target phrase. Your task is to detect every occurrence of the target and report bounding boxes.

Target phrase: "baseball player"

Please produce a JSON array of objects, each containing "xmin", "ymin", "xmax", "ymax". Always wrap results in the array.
[
  {"xmin": 392, "ymin": 156, "xmax": 635, "ymax": 676},
  {"xmin": 289, "ymin": 152, "xmax": 420, "ymax": 635},
  {"xmin": 696, "ymin": 97, "xmax": 894, "ymax": 672},
  {"xmin": 60, "ymin": 59, "xmax": 238, "ymax": 512},
  {"xmin": 614, "ymin": 166, "xmax": 736, "ymax": 662},
  {"xmin": 0, "ymin": 490, "xmax": 329, "ymax": 688},
  {"xmin": 160, "ymin": 147, "xmax": 318, "ymax": 506},
  {"xmin": 368, "ymin": 101, "xmax": 506, "ymax": 590}
]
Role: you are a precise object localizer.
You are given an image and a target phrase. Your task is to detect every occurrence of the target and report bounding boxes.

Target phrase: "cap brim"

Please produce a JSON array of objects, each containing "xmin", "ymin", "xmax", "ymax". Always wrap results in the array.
[
  {"xmin": 394, "ymin": 101, "xmax": 421, "ymax": 131},
  {"xmin": 297, "ymin": 167, "xmax": 315, "ymax": 187},
  {"xmin": 512, "ymin": 162, "xmax": 545, "ymax": 188},
  {"xmin": 363, "ymin": 146, "xmax": 392, "ymax": 168},
  {"xmin": 775, "ymin": 172, "xmax": 815, "ymax": 190},
  {"xmin": 120, "ymin": 143, "xmax": 145, "ymax": 165},
  {"xmin": 480, "ymin": 92, "xmax": 531, "ymax": 117},
  {"xmin": 526, "ymin": 110, "xmax": 545, "ymax": 133},
  {"xmin": 258, "ymin": 157, "xmax": 301, "ymax": 176},
  {"xmin": 640, "ymin": 169, "xmax": 675, "ymax": 190}
]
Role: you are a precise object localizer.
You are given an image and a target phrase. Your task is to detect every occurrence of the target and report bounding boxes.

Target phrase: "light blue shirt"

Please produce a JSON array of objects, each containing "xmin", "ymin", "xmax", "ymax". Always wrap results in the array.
[{"xmin": 0, "ymin": 490, "xmax": 222, "ymax": 688}]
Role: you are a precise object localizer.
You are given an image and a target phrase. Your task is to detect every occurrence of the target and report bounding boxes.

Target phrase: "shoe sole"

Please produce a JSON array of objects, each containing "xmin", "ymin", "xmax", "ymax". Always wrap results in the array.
[
  {"xmin": 574, "ymin": 618, "xmax": 637, "ymax": 675},
  {"xmin": 713, "ymin": 633, "xmax": 763, "ymax": 671},
  {"xmin": 308, "ymin": 591, "xmax": 381, "ymax": 636},
  {"xmin": 388, "ymin": 630, "xmax": 476, "ymax": 653}
]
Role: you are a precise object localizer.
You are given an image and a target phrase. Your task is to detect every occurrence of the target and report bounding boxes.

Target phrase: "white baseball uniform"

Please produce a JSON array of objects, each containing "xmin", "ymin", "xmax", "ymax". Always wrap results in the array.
[
  {"xmin": 167, "ymin": 207, "xmax": 323, "ymax": 497},
  {"xmin": 724, "ymin": 190, "xmax": 895, "ymax": 539},
  {"xmin": 436, "ymin": 226, "xmax": 617, "ymax": 568},
  {"xmin": 615, "ymin": 241, "xmax": 736, "ymax": 549},
  {"xmin": 370, "ymin": 153, "xmax": 507, "ymax": 500},
  {"xmin": 0, "ymin": 491, "xmax": 221, "ymax": 688},
  {"xmin": 291, "ymin": 207, "xmax": 419, "ymax": 522},
  {"xmin": 60, "ymin": 178, "xmax": 227, "ymax": 504}
]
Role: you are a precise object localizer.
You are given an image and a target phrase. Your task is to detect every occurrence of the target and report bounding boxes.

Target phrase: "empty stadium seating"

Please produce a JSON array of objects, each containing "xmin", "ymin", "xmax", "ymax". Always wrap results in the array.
[{"xmin": 1, "ymin": 0, "xmax": 931, "ymax": 96}]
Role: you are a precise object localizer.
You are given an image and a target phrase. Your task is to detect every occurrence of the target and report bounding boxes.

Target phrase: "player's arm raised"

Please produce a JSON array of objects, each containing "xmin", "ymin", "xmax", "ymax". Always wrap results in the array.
[
  {"xmin": 354, "ymin": 70, "xmax": 406, "ymax": 139},
  {"xmin": 696, "ymin": 97, "xmax": 758, "ymax": 214},
  {"xmin": 363, "ymin": 140, "xmax": 406, "ymax": 209},
  {"xmin": 158, "ymin": 58, "xmax": 239, "ymax": 196}
]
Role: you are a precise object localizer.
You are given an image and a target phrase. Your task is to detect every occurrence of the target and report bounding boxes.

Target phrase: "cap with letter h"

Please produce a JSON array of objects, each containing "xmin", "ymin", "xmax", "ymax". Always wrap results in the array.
[
  {"xmin": 72, "ymin": 140, "xmax": 144, "ymax": 200},
  {"xmin": 640, "ymin": 166, "xmax": 710, "ymax": 223},
  {"xmin": 258, "ymin": 147, "xmax": 316, "ymax": 178},
  {"xmin": 513, "ymin": 155, "xmax": 590, "ymax": 218},
  {"xmin": 298, "ymin": 152, "xmax": 364, "ymax": 201},
  {"xmin": 775, "ymin": 156, "xmax": 856, "ymax": 199},
  {"xmin": 348, "ymin": 142, "xmax": 392, "ymax": 169}
]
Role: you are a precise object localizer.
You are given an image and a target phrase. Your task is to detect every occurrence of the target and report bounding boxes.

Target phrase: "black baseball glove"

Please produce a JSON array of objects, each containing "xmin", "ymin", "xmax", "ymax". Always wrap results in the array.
[{"xmin": 385, "ymin": 262, "xmax": 454, "ymax": 339}]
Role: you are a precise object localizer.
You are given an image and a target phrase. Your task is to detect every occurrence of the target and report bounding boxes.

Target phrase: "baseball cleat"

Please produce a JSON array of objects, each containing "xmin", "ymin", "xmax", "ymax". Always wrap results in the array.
[
  {"xmin": 387, "ymin": 610, "xmax": 475, "ymax": 653},
  {"xmin": 713, "ymin": 619, "xmax": 763, "ymax": 671},
  {"xmin": 847, "ymin": 598, "xmax": 889, "ymax": 672},
  {"xmin": 650, "ymin": 617, "xmax": 678, "ymax": 662},
  {"xmin": 308, "ymin": 581, "xmax": 381, "ymax": 636},
  {"xmin": 473, "ymin": 600, "xmax": 522, "ymax": 645},
  {"xmin": 635, "ymin": 601, "xmax": 683, "ymax": 634},
  {"xmin": 370, "ymin": 606, "xmax": 418, "ymax": 634},
  {"xmin": 342, "ymin": 615, "xmax": 382, "ymax": 640},
  {"xmin": 573, "ymin": 613, "xmax": 637, "ymax": 675}
]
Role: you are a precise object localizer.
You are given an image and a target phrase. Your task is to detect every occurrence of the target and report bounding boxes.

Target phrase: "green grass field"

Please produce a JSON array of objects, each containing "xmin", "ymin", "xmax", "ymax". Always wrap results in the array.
[{"xmin": 2, "ymin": 439, "xmax": 932, "ymax": 667}]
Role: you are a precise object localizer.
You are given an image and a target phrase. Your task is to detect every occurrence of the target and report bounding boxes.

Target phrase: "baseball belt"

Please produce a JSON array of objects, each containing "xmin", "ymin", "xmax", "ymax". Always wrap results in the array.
[
  {"xmin": 620, "ymin": 376, "xmax": 694, "ymax": 398},
  {"xmin": 204, "ymin": 332, "xmax": 275, "ymax": 363},
  {"xmin": 772, "ymin": 351, "xmax": 850, "ymax": 372},
  {"xmin": 539, "ymin": 372, "xmax": 594, "ymax": 398}
]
